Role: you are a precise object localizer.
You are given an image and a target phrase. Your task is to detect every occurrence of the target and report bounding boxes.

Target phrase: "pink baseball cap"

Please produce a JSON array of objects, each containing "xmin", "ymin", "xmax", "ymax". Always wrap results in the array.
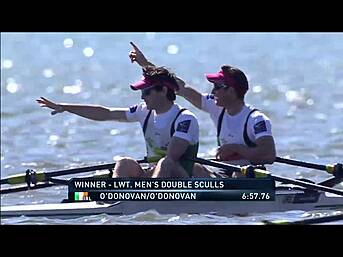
[
  {"xmin": 130, "ymin": 76, "xmax": 178, "ymax": 91},
  {"xmin": 205, "ymin": 69, "xmax": 248, "ymax": 96},
  {"xmin": 205, "ymin": 70, "xmax": 226, "ymax": 84}
]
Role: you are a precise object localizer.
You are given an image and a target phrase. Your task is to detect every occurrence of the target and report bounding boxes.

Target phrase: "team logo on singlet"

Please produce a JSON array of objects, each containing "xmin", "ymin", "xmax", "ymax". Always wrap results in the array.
[
  {"xmin": 129, "ymin": 105, "xmax": 138, "ymax": 113},
  {"xmin": 176, "ymin": 120, "xmax": 191, "ymax": 133},
  {"xmin": 254, "ymin": 120, "xmax": 267, "ymax": 134}
]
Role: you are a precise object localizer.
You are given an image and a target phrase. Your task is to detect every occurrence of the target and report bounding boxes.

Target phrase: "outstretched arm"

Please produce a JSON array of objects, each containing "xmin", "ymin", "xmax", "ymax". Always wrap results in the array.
[
  {"xmin": 174, "ymin": 76, "xmax": 202, "ymax": 110},
  {"xmin": 36, "ymin": 97, "xmax": 128, "ymax": 121},
  {"xmin": 129, "ymin": 42, "xmax": 156, "ymax": 68},
  {"xmin": 129, "ymin": 41, "xmax": 203, "ymax": 109}
]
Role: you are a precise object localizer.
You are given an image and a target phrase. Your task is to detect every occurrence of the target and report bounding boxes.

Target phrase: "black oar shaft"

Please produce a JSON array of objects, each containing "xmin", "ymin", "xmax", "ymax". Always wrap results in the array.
[
  {"xmin": 188, "ymin": 157, "xmax": 241, "ymax": 172},
  {"xmin": 319, "ymin": 176, "xmax": 343, "ymax": 187},
  {"xmin": 46, "ymin": 163, "xmax": 116, "ymax": 178},
  {"xmin": 46, "ymin": 159, "xmax": 146, "ymax": 178},
  {"xmin": 0, "ymin": 178, "xmax": 70, "ymax": 194},
  {"xmin": 276, "ymin": 157, "xmax": 327, "ymax": 170},
  {"xmin": 271, "ymin": 174, "xmax": 343, "ymax": 196},
  {"xmin": 48, "ymin": 177, "xmax": 70, "ymax": 185},
  {"xmin": 0, "ymin": 183, "xmax": 56, "ymax": 194},
  {"xmin": 191, "ymin": 157, "xmax": 343, "ymax": 196}
]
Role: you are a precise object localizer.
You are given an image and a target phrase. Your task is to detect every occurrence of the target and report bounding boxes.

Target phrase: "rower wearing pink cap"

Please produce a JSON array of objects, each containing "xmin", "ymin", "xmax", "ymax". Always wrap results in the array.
[
  {"xmin": 37, "ymin": 65, "xmax": 199, "ymax": 178},
  {"xmin": 129, "ymin": 42, "xmax": 276, "ymax": 177}
]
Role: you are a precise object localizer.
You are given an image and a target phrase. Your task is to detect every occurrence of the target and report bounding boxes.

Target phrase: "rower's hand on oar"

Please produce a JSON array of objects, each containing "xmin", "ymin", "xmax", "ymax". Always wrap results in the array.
[
  {"xmin": 36, "ymin": 97, "xmax": 64, "ymax": 115},
  {"xmin": 129, "ymin": 42, "xmax": 151, "ymax": 68}
]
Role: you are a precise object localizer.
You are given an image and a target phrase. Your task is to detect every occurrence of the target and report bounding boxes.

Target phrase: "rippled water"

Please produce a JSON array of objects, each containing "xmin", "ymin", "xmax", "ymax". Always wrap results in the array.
[{"xmin": 1, "ymin": 32, "xmax": 343, "ymax": 224}]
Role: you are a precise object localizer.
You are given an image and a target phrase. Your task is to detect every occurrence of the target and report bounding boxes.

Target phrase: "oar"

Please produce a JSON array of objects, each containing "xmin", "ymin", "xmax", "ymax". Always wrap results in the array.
[
  {"xmin": 0, "ymin": 177, "xmax": 71, "ymax": 194},
  {"xmin": 263, "ymin": 213, "xmax": 343, "ymax": 225},
  {"xmin": 189, "ymin": 157, "xmax": 343, "ymax": 196},
  {"xmin": 319, "ymin": 176, "xmax": 343, "ymax": 187},
  {"xmin": 0, "ymin": 159, "xmax": 146, "ymax": 186},
  {"xmin": 1, "ymin": 183, "xmax": 57, "ymax": 194},
  {"xmin": 275, "ymin": 157, "xmax": 343, "ymax": 177},
  {"xmin": 207, "ymin": 156, "xmax": 343, "ymax": 186},
  {"xmin": 0, "ymin": 170, "xmax": 117, "ymax": 195}
]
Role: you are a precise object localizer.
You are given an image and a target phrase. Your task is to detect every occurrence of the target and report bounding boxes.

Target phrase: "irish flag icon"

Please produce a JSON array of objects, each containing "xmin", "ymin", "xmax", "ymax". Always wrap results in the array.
[{"xmin": 74, "ymin": 192, "xmax": 90, "ymax": 201}]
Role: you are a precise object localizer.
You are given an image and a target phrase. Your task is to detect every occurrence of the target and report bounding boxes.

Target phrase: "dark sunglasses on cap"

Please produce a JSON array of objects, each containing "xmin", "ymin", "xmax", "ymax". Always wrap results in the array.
[{"xmin": 213, "ymin": 83, "xmax": 228, "ymax": 90}]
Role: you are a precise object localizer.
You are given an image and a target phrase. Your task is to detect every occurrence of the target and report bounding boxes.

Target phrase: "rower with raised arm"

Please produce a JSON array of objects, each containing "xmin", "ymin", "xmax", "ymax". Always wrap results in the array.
[
  {"xmin": 37, "ymin": 66, "xmax": 199, "ymax": 178},
  {"xmin": 129, "ymin": 42, "xmax": 276, "ymax": 177}
]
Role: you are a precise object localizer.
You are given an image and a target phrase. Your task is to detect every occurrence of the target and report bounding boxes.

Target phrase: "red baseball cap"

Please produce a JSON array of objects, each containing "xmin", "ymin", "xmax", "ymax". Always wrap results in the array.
[{"xmin": 130, "ymin": 76, "xmax": 178, "ymax": 91}]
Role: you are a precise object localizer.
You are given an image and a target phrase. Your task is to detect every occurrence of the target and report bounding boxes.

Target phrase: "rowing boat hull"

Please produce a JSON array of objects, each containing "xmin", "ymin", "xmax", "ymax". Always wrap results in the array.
[{"xmin": 2, "ymin": 189, "xmax": 343, "ymax": 219}]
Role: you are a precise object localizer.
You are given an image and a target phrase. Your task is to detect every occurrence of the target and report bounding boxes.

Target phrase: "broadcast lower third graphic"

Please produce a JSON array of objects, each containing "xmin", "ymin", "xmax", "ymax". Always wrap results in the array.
[{"xmin": 68, "ymin": 178, "xmax": 275, "ymax": 201}]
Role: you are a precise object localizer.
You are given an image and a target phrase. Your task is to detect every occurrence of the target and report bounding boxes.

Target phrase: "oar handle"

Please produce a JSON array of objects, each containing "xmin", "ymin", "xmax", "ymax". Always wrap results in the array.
[{"xmin": 275, "ymin": 157, "xmax": 343, "ymax": 177}]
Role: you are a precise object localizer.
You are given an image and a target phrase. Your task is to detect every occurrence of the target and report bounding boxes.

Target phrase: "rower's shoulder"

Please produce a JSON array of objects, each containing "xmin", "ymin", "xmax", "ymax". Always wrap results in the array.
[
  {"xmin": 178, "ymin": 106, "xmax": 198, "ymax": 119},
  {"xmin": 247, "ymin": 106, "xmax": 271, "ymax": 121},
  {"xmin": 174, "ymin": 105, "xmax": 199, "ymax": 125}
]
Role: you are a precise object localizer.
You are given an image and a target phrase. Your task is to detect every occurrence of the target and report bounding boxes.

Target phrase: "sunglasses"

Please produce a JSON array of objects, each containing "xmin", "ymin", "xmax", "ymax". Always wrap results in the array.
[
  {"xmin": 213, "ymin": 83, "xmax": 228, "ymax": 90},
  {"xmin": 141, "ymin": 88, "xmax": 152, "ymax": 97},
  {"xmin": 141, "ymin": 85, "xmax": 159, "ymax": 97}
]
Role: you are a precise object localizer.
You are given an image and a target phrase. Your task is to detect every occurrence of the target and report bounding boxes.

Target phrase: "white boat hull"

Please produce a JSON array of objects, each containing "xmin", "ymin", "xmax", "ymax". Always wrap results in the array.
[{"xmin": 2, "ymin": 189, "xmax": 343, "ymax": 219}]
